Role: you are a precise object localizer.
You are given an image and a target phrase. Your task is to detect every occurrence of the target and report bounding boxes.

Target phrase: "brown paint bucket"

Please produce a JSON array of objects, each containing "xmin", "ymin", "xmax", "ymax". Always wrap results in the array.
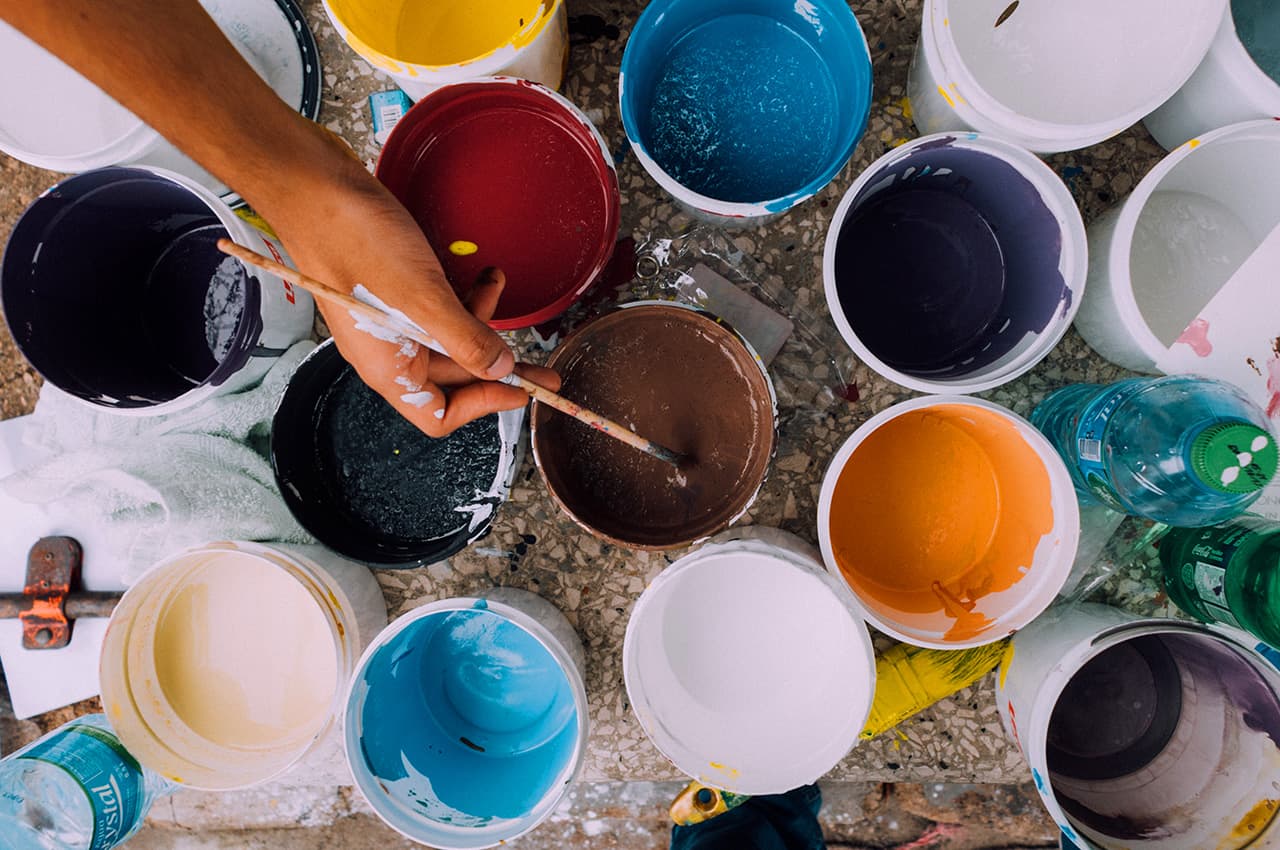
[{"xmin": 531, "ymin": 302, "xmax": 777, "ymax": 550}]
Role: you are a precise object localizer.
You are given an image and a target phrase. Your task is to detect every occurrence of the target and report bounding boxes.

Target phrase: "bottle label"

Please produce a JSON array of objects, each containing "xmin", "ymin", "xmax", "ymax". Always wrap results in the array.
[
  {"xmin": 19, "ymin": 724, "xmax": 144, "ymax": 850},
  {"xmin": 1071, "ymin": 379, "xmax": 1147, "ymax": 510},
  {"xmin": 1184, "ymin": 561, "xmax": 1243, "ymax": 627}
]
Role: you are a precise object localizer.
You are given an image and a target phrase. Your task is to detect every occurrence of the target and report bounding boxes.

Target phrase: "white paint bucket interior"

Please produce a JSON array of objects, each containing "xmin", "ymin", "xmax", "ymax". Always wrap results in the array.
[
  {"xmin": 623, "ymin": 528, "xmax": 874, "ymax": 794},
  {"xmin": 344, "ymin": 589, "xmax": 588, "ymax": 849},
  {"xmin": 909, "ymin": 0, "xmax": 1227, "ymax": 152},
  {"xmin": 1075, "ymin": 120, "xmax": 1280, "ymax": 372},
  {"xmin": 1145, "ymin": 2, "xmax": 1280, "ymax": 151},
  {"xmin": 999, "ymin": 604, "xmax": 1280, "ymax": 850},
  {"xmin": 99, "ymin": 542, "xmax": 386, "ymax": 789}
]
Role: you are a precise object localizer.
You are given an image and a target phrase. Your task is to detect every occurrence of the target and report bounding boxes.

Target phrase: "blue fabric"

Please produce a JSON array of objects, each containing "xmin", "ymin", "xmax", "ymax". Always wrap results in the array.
[{"xmin": 670, "ymin": 785, "xmax": 825, "ymax": 850}]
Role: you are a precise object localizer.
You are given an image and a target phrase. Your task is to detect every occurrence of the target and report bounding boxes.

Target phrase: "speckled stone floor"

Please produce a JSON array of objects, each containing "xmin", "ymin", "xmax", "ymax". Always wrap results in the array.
[{"xmin": 0, "ymin": 0, "xmax": 1178, "ymax": 843}]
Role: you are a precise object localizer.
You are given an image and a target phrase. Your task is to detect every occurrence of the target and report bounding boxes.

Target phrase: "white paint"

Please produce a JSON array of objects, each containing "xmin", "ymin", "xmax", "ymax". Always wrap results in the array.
[
  {"xmin": 400, "ymin": 391, "xmax": 435, "ymax": 408},
  {"xmin": 433, "ymin": 409, "xmax": 445, "ymax": 419},
  {"xmin": 395, "ymin": 376, "xmax": 421, "ymax": 391}
]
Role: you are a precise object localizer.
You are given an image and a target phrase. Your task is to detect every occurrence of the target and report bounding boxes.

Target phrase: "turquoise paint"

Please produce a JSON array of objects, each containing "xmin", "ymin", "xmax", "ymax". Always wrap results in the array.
[
  {"xmin": 621, "ymin": 0, "xmax": 872, "ymax": 208},
  {"xmin": 1234, "ymin": 0, "xmax": 1280, "ymax": 85},
  {"xmin": 354, "ymin": 608, "xmax": 578, "ymax": 828}
]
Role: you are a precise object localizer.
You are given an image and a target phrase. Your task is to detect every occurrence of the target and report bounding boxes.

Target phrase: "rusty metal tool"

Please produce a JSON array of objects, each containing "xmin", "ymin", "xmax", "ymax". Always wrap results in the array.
[{"xmin": 0, "ymin": 537, "xmax": 121, "ymax": 649}]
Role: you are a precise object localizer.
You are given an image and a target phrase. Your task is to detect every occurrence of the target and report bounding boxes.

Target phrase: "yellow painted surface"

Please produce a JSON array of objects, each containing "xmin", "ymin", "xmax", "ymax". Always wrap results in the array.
[
  {"xmin": 329, "ymin": 0, "xmax": 550, "ymax": 66},
  {"xmin": 1218, "ymin": 799, "xmax": 1280, "ymax": 850}
]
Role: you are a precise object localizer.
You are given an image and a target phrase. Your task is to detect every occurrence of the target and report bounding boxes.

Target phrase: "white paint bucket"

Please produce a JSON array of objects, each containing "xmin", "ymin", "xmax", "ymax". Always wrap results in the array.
[
  {"xmin": 998, "ymin": 603, "xmax": 1280, "ymax": 850},
  {"xmin": 99, "ymin": 541, "xmax": 387, "ymax": 790},
  {"xmin": 907, "ymin": 0, "xmax": 1228, "ymax": 153},
  {"xmin": 818, "ymin": 396, "xmax": 1079, "ymax": 649},
  {"xmin": 1, "ymin": 166, "xmax": 315, "ymax": 415},
  {"xmin": 321, "ymin": 0, "xmax": 568, "ymax": 101},
  {"xmin": 822, "ymin": 132, "xmax": 1086, "ymax": 394},
  {"xmin": 344, "ymin": 588, "xmax": 588, "ymax": 849},
  {"xmin": 1145, "ymin": 4, "xmax": 1280, "ymax": 151},
  {"xmin": 623, "ymin": 527, "xmax": 875, "ymax": 794},
  {"xmin": 1074, "ymin": 119, "xmax": 1280, "ymax": 373}
]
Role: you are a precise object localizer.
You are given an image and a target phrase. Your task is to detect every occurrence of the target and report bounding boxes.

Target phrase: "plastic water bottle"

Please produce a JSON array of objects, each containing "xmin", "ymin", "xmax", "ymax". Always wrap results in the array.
[
  {"xmin": 0, "ymin": 714, "xmax": 170, "ymax": 850},
  {"xmin": 1031, "ymin": 376, "xmax": 1278, "ymax": 526},
  {"xmin": 1159, "ymin": 515, "xmax": 1280, "ymax": 646}
]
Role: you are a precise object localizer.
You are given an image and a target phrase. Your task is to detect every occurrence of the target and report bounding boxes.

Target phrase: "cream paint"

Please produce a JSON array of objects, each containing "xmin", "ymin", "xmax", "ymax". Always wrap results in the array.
[{"xmin": 153, "ymin": 551, "xmax": 337, "ymax": 749}]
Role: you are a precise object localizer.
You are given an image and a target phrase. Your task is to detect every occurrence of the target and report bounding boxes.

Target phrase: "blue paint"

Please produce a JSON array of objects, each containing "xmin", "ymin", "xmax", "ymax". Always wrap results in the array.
[
  {"xmin": 1032, "ymin": 767, "xmax": 1046, "ymax": 793},
  {"xmin": 1234, "ymin": 0, "xmax": 1280, "ymax": 86},
  {"xmin": 1255, "ymin": 641, "xmax": 1280, "ymax": 673},
  {"xmin": 621, "ymin": 0, "xmax": 872, "ymax": 208},
  {"xmin": 354, "ymin": 608, "xmax": 578, "ymax": 828}
]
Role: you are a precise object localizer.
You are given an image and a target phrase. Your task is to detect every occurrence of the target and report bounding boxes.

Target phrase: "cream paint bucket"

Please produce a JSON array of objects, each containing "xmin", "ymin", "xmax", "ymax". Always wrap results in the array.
[
  {"xmin": 907, "ymin": 0, "xmax": 1227, "ymax": 153},
  {"xmin": 818, "ymin": 396, "xmax": 1078, "ymax": 649},
  {"xmin": 321, "ymin": 0, "xmax": 568, "ymax": 101},
  {"xmin": 623, "ymin": 527, "xmax": 875, "ymax": 795},
  {"xmin": 1145, "ymin": 3, "xmax": 1280, "ymax": 151},
  {"xmin": 1075, "ymin": 120, "xmax": 1280, "ymax": 373},
  {"xmin": 99, "ymin": 541, "xmax": 386, "ymax": 789},
  {"xmin": 344, "ymin": 588, "xmax": 588, "ymax": 849},
  {"xmin": 998, "ymin": 603, "xmax": 1280, "ymax": 850}
]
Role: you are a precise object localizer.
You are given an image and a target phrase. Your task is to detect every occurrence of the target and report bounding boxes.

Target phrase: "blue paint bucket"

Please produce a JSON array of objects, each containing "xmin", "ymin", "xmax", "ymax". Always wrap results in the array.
[
  {"xmin": 619, "ymin": 0, "xmax": 872, "ymax": 224},
  {"xmin": 345, "ymin": 589, "xmax": 588, "ymax": 848}
]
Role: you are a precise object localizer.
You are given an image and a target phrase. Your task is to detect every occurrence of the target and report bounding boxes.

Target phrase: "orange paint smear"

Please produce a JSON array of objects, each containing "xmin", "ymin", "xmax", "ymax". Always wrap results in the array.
[{"xmin": 829, "ymin": 405, "xmax": 1053, "ymax": 641}]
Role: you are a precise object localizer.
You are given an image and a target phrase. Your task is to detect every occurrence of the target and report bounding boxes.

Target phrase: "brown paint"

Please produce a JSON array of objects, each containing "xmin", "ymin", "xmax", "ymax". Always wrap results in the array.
[
  {"xmin": 828, "ymin": 404, "xmax": 1054, "ymax": 641},
  {"xmin": 532, "ymin": 304, "xmax": 775, "ymax": 550}
]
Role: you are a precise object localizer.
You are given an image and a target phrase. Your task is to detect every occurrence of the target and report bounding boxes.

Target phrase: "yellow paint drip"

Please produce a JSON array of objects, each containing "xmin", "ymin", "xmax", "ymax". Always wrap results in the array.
[
  {"xmin": 938, "ymin": 86, "xmax": 957, "ymax": 109},
  {"xmin": 1188, "ymin": 138, "xmax": 1202, "ymax": 149},
  {"xmin": 1218, "ymin": 798, "xmax": 1280, "ymax": 850},
  {"xmin": 449, "ymin": 240, "xmax": 480, "ymax": 256},
  {"xmin": 898, "ymin": 97, "xmax": 913, "ymax": 122}
]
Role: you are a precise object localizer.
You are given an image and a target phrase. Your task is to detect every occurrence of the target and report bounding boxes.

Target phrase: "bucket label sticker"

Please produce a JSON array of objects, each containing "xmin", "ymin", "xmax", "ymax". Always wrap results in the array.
[
  {"xmin": 1072, "ymin": 379, "xmax": 1147, "ymax": 509},
  {"xmin": 19, "ymin": 725, "xmax": 144, "ymax": 850}
]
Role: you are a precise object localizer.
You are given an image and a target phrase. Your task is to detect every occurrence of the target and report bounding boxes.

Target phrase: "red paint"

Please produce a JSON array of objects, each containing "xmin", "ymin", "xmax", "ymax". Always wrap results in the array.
[
  {"xmin": 259, "ymin": 236, "xmax": 295, "ymax": 303},
  {"xmin": 376, "ymin": 80, "xmax": 621, "ymax": 330},
  {"xmin": 1174, "ymin": 317, "xmax": 1213, "ymax": 357}
]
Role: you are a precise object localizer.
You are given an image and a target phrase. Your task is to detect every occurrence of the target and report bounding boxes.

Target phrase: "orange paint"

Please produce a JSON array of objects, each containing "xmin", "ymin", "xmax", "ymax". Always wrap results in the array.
[{"xmin": 828, "ymin": 404, "xmax": 1053, "ymax": 641}]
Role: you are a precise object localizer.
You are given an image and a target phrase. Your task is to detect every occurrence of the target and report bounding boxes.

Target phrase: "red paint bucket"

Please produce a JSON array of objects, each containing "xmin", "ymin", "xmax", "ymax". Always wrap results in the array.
[{"xmin": 376, "ymin": 78, "xmax": 621, "ymax": 330}]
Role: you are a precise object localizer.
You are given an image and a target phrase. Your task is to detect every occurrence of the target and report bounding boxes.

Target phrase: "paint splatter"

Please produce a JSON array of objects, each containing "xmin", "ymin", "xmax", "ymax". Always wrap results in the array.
[
  {"xmin": 995, "ymin": 1, "xmax": 1019, "ymax": 27},
  {"xmin": 1266, "ymin": 354, "xmax": 1280, "ymax": 419},
  {"xmin": 401, "ymin": 391, "xmax": 435, "ymax": 408},
  {"xmin": 1174, "ymin": 317, "xmax": 1213, "ymax": 356},
  {"xmin": 449, "ymin": 240, "xmax": 479, "ymax": 256}
]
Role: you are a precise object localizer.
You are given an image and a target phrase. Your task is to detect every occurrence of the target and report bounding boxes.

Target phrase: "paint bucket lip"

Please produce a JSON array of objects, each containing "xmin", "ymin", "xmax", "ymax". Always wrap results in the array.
[
  {"xmin": 617, "ymin": 0, "xmax": 874, "ymax": 219},
  {"xmin": 270, "ymin": 338, "xmax": 525, "ymax": 567},
  {"xmin": 921, "ymin": 0, "xmax": 1228, "ymax": 150},
  {"xmin": 1096, "ymin": 118, "xmax": 1280, "ymax": 369},
  {"xmin": 821, "ymin": 132, "xmax": 1087, "ymax": 394},
  {"xmin": 817, "ymin": 395, "xmax": 1080, "ymax": 650},
  {"xmin": 1215, "ymin": 3, "xmax": 1280, "ymax": 110},
  {"xmin": 375, "ymin": 76, "xmax": 620, "ymax": 330},
  {"xmin": 529, "ymin": 300, "xmax": 779, "ymax": 551},
  {"xmin": 343, "ymin": 594, "xmax": 589, "ymax": 849},
  {"xmin": 322, "ymin": 0, "xmax": 562, "ymax": 74},
  {"xmin": 622, "ymin": 529, "xmax": 876, "ymax": 794}
]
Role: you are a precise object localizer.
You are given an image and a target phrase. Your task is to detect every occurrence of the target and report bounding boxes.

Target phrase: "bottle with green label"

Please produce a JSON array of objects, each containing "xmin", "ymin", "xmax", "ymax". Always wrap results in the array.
[
  {"xmin": 1159, "ymin": 515, "xmax": 1280, "ymax": 646},
  {"xmin": 0, "ymin": 714, "xmax": 171, "ymax": 850}
]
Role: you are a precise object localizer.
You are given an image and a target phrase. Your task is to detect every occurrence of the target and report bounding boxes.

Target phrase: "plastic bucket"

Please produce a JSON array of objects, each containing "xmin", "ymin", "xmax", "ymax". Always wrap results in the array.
[
  {"xmin": 376, "ymin": 78, "xmax": 619, "ymax": 330},
  {"xmin": 531, "ymin": 301, "xmax": 777, "ymax": 551},
  {"xmin": 907, "ymin": 0, "xmax": 1228, "ymax": 153},
  {"xmin": 0, "ymin": 0, "xmax": 321, "ymax": 207},
  {"xmin": 998, "ymin": 603, "xmax": 1280, "ymax": 850},
  {"xmin": 0, "ymin": 166, "xmax": 314, "ymax": 414},
  {"xmin": 623, "ymin": 527, "xmax": 875, "ymax": 794},
  {"xmin": 618, "ymin": 0, "xmax": 873, "ymax": 225},
  {"xmin": 321, "ymin": 0, "xmax": 567, "ymax": 101},
  {"xmin": 1146, "ymin": 3, "xmax": 1280, "ymax": 151},
  {"xmin": 344, "ymin": 588, "xmax": 588, "ymax": 849},
  {"xmin": 1075, "ymin": 120, "xmax": 1280, "ymax": 373},
  {"xmin": 818, "ymin": 396, "xmax": 1079, "ymax": 649},
  {"xmin": 99, "ymin": 541, "xmax": 387, "ymax": 789},
  {"xmin": 271, "ymin": 339, "xmax": 526, "ymax": 568},
  {"xmin": 823, "ymin": 133, "xmax": 1086, "ymax": 394}
]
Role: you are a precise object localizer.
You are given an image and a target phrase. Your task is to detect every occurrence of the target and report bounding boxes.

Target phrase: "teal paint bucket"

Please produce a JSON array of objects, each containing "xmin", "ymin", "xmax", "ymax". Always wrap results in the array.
[{"xmin": 344, "ymin": 589, "xmax": 588, "ymax": 848}]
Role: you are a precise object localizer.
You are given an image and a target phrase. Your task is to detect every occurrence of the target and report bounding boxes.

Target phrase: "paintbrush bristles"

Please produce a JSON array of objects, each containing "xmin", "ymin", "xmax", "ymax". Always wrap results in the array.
[{"xmin": 215, "ymin": 239, "xmax": 686, "ymax": 469}]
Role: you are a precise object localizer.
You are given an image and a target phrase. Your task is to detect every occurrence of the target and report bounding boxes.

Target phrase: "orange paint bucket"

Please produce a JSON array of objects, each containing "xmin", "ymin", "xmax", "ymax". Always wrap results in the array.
[{"xmin": 818, "ymin": 396, "xmax": 1078, "ymax": 648}]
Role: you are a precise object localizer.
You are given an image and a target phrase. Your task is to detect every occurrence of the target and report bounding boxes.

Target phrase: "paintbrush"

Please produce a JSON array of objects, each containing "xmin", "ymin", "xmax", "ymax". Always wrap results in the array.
[{"xmin": 216, "ymin": 239, "xmax": 687, "ymax": 468}]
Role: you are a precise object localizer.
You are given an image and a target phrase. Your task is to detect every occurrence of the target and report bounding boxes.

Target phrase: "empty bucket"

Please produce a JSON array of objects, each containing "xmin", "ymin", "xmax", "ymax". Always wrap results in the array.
[
  {"xmin": 1146, "ymin": 2, "xmax": 1280, "ymax": 150},
  {"xmin": 619, "ymin": 0, "xmax": 872, "ymax": 224},
  {"xmin": 345, "ymin": 589, "xmax": 588, "ymax": 849},
  {"xmin": 1075, "ymin": 119, "xmax": 1280, "ymax": 374},
  {"xmin": 999, "ymin": 603, "xmax": 1280, "ymax": 850},
  {"xmin": 623, "ymin": 527, "xmax": 875, "ymax": 794},
  {"xmin": 271, "ymin": 340, "xmax": 526, "ymax": 568},
  {"xmin": 0, "ymin": 166, "xmax": 314, "ymax": 414},
  {"xmin": 823, "ymin": 132, "xmax": 1086, "ymax": 394},
  {"xmin": 321, "ymin": 0, "xmax": 567, "ymax": 100},
  {"xmin": 908, "ymin": 0, "xmax": 1227, "ymax": 153},
  {"xmin": 99, "ymin": 541, "xmax": 387, "ymax": 789},
  {"xmin": 376, "ymin": 78, "xmax": 620, "ymax": 329},
  {"xmin": 818, "ymin": 396, "xmax": 1079, "ymax": 649},
  {"xmin": 531, "ymin": 301, "xmax": 776, "ymax": 551}
]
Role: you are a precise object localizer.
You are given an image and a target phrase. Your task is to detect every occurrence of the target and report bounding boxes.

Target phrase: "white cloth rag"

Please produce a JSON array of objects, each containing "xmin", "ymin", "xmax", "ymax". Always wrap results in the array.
[{"xmin": 1, "ymin": 342, "xmax": 317, "ymax": 585}]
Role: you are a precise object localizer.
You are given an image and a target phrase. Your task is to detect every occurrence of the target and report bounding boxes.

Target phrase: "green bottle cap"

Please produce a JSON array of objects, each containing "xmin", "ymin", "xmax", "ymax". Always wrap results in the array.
[{"xmin": 1190, "ymin": 422, "xmax": 1278, "ymax": 494}]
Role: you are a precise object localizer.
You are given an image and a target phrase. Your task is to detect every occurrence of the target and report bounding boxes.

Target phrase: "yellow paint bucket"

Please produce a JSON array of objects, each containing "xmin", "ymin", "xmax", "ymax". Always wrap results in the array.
[{"xmin": 322, "ymin": 0, "xmax": 568, "ymax": 100}]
